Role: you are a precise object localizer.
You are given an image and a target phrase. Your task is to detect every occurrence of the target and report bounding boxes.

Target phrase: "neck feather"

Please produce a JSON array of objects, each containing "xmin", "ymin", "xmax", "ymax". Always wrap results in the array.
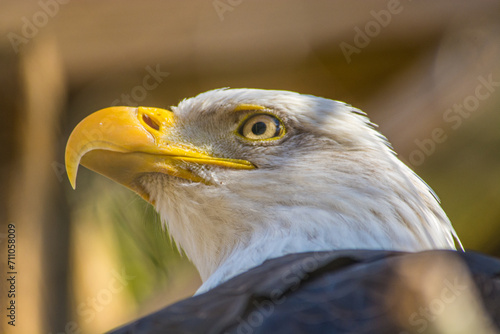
[{"xmin": 144, "ymin": 149, "xmax": 460, "ymax": 291}]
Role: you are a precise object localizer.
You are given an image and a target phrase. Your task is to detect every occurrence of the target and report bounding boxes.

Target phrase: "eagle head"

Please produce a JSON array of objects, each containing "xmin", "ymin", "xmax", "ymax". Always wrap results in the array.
[{"xmin": 66, "ymin": 88, "xmax": 461, "ymax": 291}]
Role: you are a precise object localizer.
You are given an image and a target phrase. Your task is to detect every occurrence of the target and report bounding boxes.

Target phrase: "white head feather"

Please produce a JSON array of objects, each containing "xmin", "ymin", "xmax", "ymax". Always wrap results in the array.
[{"xmin": 139, "ymin": 88, "xmax": 461, "ymax": 293}]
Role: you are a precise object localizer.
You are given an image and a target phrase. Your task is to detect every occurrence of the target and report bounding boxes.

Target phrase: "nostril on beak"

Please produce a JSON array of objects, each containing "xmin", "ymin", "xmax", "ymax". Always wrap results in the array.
[{"xmin": 142, "ymin": 114, "xmax": 160, "ymax": 131}]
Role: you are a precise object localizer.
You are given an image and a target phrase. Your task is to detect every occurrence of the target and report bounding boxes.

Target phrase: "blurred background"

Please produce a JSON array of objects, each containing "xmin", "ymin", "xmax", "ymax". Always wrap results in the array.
[{"xmin": 1, "ymin": 0, "xmax": 499, "ymax": 333}]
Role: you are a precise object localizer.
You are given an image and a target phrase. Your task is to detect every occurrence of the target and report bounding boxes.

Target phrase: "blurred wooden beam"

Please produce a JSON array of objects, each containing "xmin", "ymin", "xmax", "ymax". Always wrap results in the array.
[{"xmin": 0, "ymin": 34, "xmax": 68, "ymax": 334}]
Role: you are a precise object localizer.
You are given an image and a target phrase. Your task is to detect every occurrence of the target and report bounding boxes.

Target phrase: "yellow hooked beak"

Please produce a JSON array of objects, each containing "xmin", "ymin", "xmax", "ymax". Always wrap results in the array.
[{"xmin": 65, "ymin": 106, "xmax": 254, "ymax": 202}]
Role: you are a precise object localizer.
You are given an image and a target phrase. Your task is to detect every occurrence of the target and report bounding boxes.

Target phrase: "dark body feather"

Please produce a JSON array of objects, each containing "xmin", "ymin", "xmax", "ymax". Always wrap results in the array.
[{"xmin": 109, "ymin": 250, "xmax": 500, "ymax": 334}]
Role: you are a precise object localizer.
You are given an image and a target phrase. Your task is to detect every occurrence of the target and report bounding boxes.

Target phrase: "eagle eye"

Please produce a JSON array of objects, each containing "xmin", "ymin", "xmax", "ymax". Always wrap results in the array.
[{"xmin": 238, "ymin": 114, "xmax": 284, "ymax": 141}]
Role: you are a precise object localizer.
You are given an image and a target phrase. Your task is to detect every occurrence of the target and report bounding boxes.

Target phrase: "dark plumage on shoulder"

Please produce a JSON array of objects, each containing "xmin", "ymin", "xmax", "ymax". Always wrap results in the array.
[{"xmin": 109, "ymin": 250, "xmax": 500, "ymax": 334}]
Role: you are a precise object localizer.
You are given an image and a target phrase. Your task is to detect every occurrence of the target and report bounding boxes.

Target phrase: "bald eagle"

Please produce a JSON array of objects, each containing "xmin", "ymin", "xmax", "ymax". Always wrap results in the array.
[{"xmin": 66, "ymin": 89, "xmax": 500, "ymax": 333}]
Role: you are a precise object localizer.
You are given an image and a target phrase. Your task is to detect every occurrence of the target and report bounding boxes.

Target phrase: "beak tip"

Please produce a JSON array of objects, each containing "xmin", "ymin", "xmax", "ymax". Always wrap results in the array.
[
  {"xmin": 66, "ymin": 164, "xmax": 78, "ymax": 190},
  {"xmin": 65, "ymin": 145, "xmax": 79, "ymax": 190}
]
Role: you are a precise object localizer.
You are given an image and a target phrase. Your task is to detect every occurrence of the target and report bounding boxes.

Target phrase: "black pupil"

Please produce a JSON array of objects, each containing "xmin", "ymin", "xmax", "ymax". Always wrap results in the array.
[{"xmin": 251, "ymin": 122, "xmax": 267, "ymax": 135}]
